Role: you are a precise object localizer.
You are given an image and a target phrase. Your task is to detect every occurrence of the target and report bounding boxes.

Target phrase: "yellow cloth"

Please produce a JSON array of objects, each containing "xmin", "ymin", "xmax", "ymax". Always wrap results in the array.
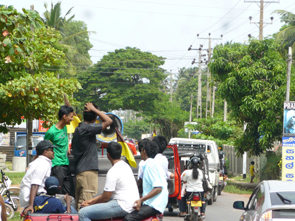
[
  {"xmin": 250, "ymin": 165, "xmax": 254, "ymax": 176},
  {"xmin": 66, "ymin": 116, "xmax": 81, "ymax": 133},
  {"xmin": 118, "ymin": 141, "xmax": 137, "ymax": 168}
]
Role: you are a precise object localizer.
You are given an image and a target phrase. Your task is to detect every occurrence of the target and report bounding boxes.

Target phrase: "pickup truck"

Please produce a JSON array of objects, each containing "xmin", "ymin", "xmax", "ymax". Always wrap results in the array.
[
  {"xmin": 22, "ymin": 143, "xmax": 182, "ymax": 220},
  {"xmin": 14, "ymin": 132, "xmax": 45, "ymax": 157}
]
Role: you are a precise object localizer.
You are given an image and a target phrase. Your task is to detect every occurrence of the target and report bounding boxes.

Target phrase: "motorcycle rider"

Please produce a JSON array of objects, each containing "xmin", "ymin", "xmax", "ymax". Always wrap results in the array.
[{"xmin": 182, "ymin": 157, "xmax": 206, "ymax": 218}]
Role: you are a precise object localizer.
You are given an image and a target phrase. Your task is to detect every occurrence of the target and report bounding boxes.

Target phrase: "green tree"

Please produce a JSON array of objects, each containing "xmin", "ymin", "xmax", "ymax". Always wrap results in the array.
[
  {"xmin": 42, "ymin": 2, "xmax": 93, "ymax": 77},
  {"xmin": 209, "ymin": 39, "xmax": 287, "ymax": 155},
  {"xmin": 76, "ymin": 47, "xmax": 166, "ymax": 113},
  {"xmin": 123, "ymin": 120, "xmax": 150, "ymax": 141},
  {"xmin": 0, "ymin": 5, "xmax": 81, "ymax": 132}
]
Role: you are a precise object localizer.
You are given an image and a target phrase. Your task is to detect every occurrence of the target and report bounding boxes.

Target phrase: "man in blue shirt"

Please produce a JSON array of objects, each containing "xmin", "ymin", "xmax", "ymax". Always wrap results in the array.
[
  {"xmin": 124, "ymin": 139, "xmax": 168, "ymax": 221},
  {"xmin": 34, "ymin": 177, "xmax": 75, "ymax": 214}
]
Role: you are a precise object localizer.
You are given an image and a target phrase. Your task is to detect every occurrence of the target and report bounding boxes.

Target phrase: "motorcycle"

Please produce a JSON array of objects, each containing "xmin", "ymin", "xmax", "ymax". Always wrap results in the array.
[
  {"xmin": 22, "ymin": 211, "xmax": 163, "ymax": 221},
  {"xmin": 217, "ymin": 173, "xmax": 226, "ymax": 195},
  {"xmin": 185, "ymin": 192, "xmax": 205, "ymax": 221},
  {"xmin": 0, "ymin": 170, "xmax": 19, "ymax": 219}
]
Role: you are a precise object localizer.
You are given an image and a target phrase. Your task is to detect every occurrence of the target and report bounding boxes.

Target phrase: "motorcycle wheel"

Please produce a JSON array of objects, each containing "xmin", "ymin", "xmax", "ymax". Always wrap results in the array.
[
  {"xmin": 213, "ymin": 187, "xmax": 218, "ymax": 202},
  {"xmin": 218, "ymin": 185, "xmax": 222, "ymax": 195},
  {"xmin": 5, "ymin": 203, "xmax": 14, "ymax": 219}
]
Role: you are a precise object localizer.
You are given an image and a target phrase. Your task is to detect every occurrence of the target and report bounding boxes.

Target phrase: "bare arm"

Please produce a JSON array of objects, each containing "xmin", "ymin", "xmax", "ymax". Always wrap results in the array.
[
  {"xmin": 81, "ymin": 191, "xmax": 113, "ymax": 207},
  {"xmin": 65, "ymin": 194, "xmax": 71, "ymax": 213},
  {"xmin": 24, "ymin": 184, "xmax": 39, "ymax": 214},
  {"xmin": 84, "ymin": 103, "xmax": 113, "ymax": 130},
  {"xmin": 133, "ymin": 187, "xmax": 162, "ymax": 210},
  {"xmin": 0, "ymin": 196, "xmax": 7, "ymax": 221}
]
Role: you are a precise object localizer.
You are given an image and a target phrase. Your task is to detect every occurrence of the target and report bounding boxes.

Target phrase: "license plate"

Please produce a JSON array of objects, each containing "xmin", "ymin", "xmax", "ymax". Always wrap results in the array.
[
  {"xmin": 191, "ymin": 201, "xmax": 202, "ymax": 207},
  {"xmin": 219, "ymin": 177, "xmax": 223, "ymax": 180}
]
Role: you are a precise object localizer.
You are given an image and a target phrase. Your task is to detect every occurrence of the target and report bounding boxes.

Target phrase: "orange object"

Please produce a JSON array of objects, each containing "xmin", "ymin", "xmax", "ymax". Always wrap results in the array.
[{"xmin": 126, "ymin": 142, "xmax": 137, "ymax": 155}]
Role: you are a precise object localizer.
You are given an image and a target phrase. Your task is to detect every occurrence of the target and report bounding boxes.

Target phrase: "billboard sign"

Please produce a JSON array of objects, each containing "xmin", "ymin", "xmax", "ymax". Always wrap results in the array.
[{"xmin": 282, "ymin": 137, "xmax": 295, "ymax": 181}]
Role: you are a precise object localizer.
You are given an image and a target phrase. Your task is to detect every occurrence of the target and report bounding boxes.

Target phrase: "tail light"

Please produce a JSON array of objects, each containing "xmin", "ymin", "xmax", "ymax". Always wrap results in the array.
[
  {"xmin": 220, "ymin": 173, "xmax": 222, "ymax": 177},
  {"xmin": 259, "ymin": 210, "xmax": 272, "ymax": 221},
  {"xmin": 24, "ymin": 218, "xmax": 32, "ymax": 221},
  {"xmin": 192, "ymin": 195, "xmax": 200, "ymax": 201}
]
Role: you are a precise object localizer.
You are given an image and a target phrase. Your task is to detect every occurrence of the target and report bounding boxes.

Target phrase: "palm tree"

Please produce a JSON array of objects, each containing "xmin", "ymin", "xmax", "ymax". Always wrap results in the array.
[
  {"xmin": 273, "ymin": 10, "xmax": 295, "ymax": 54},
  {"xmin": 42, "ymin": 2, "xmax": 93, "ymax": 77},
  {"xmin": 42, "ymin": 2, "xmax": 75, "ymax": 36}
]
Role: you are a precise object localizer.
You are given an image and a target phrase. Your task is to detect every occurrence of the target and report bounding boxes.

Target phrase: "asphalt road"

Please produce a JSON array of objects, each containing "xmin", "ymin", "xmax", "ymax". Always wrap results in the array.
[{"xmin": 163, "ymin": 192, "xmax": 250, "ymax": 221}]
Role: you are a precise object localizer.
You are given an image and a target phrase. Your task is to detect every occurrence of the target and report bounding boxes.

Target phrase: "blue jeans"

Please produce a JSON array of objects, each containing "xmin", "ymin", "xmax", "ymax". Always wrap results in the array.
[{"xmin": 79, "ymin": 200, "xmax": 128, "ymax": 221}]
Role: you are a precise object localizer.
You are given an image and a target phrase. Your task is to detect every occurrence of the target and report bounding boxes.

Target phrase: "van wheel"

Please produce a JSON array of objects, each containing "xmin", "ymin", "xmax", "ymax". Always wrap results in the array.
[
  {"xmin": 207, "ymin": 197, "xmax": 213, "ymax": 205},
  {"xmin": 168, "ymin": 207, "xmax": 173, "ymax": 212},
  {"xmin": 213, "ymin": 187, "xmax": 218, "ymax": 202}
]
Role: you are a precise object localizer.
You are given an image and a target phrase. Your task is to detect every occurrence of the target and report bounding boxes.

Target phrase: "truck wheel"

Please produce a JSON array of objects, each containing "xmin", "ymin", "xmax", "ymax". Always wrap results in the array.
[{"xmin": 213, "ymin": 187, "xmax": 218, "ymax": 202}]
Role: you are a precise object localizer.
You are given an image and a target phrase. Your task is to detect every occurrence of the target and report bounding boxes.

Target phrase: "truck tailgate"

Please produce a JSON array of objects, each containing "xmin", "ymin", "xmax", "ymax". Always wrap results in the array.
[{"xmin": 24, "ymin": 213, "xmax": 79, "ymax": 221}]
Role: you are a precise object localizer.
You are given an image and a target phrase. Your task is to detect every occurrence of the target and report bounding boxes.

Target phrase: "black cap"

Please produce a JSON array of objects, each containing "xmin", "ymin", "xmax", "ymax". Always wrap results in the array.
[{"xmin": 36, "ymin": 140, "xmax": 57, "ymax": 152}]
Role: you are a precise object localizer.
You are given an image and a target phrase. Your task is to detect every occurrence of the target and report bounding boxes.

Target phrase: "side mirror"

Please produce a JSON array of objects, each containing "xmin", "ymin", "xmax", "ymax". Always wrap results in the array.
[{"xmin": 233, "ymin": 201, "xmax": 245, "ymax": 210}]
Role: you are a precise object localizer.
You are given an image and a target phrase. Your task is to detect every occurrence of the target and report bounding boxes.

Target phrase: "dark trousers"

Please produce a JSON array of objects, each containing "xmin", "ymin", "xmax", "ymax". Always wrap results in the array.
[
  {"xmin": 124, "ymin": 205, "xmax": 161, "ymax": 221},
  {"xmin": 178, "ymin": 197, "xmax": 186, "ymax": 212},
  {"xmin": 51, "ymin": 165, "xmax": 74, "ymax": 197},
  {"xmin": 185, "ymin": 191, "xmax": 206, "ymax": 214}
]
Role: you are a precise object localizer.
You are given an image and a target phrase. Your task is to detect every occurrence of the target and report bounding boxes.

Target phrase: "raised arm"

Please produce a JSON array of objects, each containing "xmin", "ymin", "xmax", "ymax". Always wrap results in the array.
[{"xmin": 84, "ymin": 103, "xmax": 113, "ymax": 130}]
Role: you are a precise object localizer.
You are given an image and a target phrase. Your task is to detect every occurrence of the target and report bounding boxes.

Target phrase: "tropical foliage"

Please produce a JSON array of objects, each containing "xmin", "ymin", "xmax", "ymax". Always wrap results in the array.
[
  {"xmin": 0, "ymin": 5, "xmax": 81, "ymax": 132},
  {"xmin": 209, "ymin": 39, "xmax": 287, "ymax": 155}
]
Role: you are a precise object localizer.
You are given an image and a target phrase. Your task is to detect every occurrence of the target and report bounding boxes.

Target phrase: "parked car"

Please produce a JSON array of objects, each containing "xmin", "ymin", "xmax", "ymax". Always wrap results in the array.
[
  {"xmin": 169, "ymin": 138, "xmax": 220, "ymax": 205},
  {"xmin": 233, "ymin": 180, "xmax": 295, "ymax": 220}
]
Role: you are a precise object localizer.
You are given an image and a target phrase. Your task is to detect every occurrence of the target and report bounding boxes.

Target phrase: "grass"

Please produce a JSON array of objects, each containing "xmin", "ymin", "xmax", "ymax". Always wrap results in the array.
[
  {"xmin": 10, "ymin": 212, "xmax": 22, "ymax": 221},
  {"xmin": 227, "ymin": 174, "xmax": 258, "ymax": 184},
  {"xmin": 5, "ymin": 172, "xmax": 25, "ymax": 187},
  {"xmin": 223, "ymin": 184, "xmax": 253, "ymax": 195}
]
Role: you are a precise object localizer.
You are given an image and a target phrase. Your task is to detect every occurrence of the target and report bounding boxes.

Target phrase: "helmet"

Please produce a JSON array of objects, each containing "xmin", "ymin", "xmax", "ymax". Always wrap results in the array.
[{"xmin": 190, "ymin": 157, "xmax": 201, "ymax": 168}]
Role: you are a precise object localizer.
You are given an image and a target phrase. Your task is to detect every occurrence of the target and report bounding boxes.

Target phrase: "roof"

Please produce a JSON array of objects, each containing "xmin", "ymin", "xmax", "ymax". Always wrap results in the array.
[
  {"xmin": 169, "ymin": 137, "xmax": 216, "ymax": 144},
  {"xmin": 265, "ymin": 180, "xmax": 295, "ymax": 192}
]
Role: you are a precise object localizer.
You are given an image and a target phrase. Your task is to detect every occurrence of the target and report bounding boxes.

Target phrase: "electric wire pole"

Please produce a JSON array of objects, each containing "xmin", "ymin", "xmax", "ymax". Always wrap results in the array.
[
  {"xmin": 188, "ymin": 45, "xmax": 207, "ymax": 118},
  {"xmin": 197, "ymin": 33, "xmax": 222, "ymax": 118},
  {"xmin": 246, "ymin": 0, "xmax": 278, "ymax": 40}
]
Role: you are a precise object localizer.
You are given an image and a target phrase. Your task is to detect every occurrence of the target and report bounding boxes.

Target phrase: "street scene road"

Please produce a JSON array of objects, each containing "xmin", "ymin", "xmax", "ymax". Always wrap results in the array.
[{"xmin": 163, "ymin": 192, "xmax": 250, "ymax": 221}]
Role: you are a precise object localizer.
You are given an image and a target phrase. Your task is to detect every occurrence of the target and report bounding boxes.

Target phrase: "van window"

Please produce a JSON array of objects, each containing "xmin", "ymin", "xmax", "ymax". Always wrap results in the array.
[{"xmin": 207, "ymin": 145, "xmax": 211, "ymax": 153}]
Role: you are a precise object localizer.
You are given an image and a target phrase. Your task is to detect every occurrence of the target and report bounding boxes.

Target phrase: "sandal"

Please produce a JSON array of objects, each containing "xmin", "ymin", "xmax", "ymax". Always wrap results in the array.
[{"xmin": 179, "ymin": 212, "xmax": 187, "ymax": 217}]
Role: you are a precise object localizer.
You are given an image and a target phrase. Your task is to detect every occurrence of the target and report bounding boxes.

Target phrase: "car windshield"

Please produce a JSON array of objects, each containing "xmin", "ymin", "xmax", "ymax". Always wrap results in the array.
[{"xmin": 271, "ymin": 192, "xmax": 295, "ymax": 205}]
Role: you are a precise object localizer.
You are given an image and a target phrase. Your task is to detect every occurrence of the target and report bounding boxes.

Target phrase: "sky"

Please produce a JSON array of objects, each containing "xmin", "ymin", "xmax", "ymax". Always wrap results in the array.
[{"xmin": 7, "ymin": 0, "xmax": 295, "ymax": 74}]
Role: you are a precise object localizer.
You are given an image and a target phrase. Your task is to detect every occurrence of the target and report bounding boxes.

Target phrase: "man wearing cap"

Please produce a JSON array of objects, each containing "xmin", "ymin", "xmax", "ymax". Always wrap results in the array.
[
  {"xmin": 33, "ymin": 177, "xmax": 74, "ymax": 214},
  {"xmin": 19, "ymin": 140, "xmax": 56, "ymax": 214}
]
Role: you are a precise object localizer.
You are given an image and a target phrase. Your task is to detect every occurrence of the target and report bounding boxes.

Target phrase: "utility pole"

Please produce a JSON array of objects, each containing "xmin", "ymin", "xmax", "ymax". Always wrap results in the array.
[
  {"xmin": 188, "ymin": 93, "xmax": 193, "ymax": 139},
  {"xmin": 197, "ymin": 33, "xmax": 222, "ymax": 118},
  {"xmin": 188, "ymin": 45, "xmax": 207, "ymax": 118},
  {"xmin": 286, "ymin": 47, "xmax": 292, "ymax": 102},
  {"xmin": 211, "ymin": 86, "xmax": 217, "ymax": 117},
  {"xmin": 170, "ymin": 70, "xmax": 173, "ymax": 102},
  {"xmin": 246, "ymin": 0, "xmax": 278, "ymax": 40}
]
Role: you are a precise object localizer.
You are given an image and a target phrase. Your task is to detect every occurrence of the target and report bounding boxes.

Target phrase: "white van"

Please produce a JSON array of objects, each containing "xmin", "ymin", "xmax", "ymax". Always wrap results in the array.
[{"xmin": 169, "ymin": 138, "xmax": 220, "ymax": 205}]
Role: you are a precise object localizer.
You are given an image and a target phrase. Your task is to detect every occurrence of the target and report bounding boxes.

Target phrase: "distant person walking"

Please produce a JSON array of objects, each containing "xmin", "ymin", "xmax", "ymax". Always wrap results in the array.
[
  {"xmin": 250, "ymin": 161, "xmax": 255, "ymax": 183},
  {"xmin": 72, "ymin": 102, "xmax": 112, "ymax": 211},
  {"xmin": 45, "ymin": 105, "xmax": 74, "ymax": 195}
]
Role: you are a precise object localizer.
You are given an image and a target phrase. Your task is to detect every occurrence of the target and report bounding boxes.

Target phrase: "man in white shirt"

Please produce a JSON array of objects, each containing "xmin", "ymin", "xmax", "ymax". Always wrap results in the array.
[
  {"xmin": 19, "ymin": 140, "xmax": 56, "ymax": 214},
  {"xmin": 79, "ymin": 142, "xmax": 139, "ymax": 221}
]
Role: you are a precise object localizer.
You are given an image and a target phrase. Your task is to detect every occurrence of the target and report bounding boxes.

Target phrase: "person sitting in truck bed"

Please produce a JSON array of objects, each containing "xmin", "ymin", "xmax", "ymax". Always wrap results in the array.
[
  {"xmin": 78, "ymin": 142, "xmax": 139, "ymax": 221},
  {"xmin": 33, "ymin": 176, "xmax": 76, "ymax": 214},
  {"xmin": 124, "ymin": 139, "xmax": 168, "ymax": 221},
  {"xmin": 19, "ymin": 140, "xmax": 56, "ymax": 215}
]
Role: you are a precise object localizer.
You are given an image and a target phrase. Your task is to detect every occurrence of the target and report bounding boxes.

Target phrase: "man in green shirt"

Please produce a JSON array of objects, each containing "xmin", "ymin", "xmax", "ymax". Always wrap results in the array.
[{"xmin": 45, "ymin": 105, "xmax": 74, "ymax": 195}]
